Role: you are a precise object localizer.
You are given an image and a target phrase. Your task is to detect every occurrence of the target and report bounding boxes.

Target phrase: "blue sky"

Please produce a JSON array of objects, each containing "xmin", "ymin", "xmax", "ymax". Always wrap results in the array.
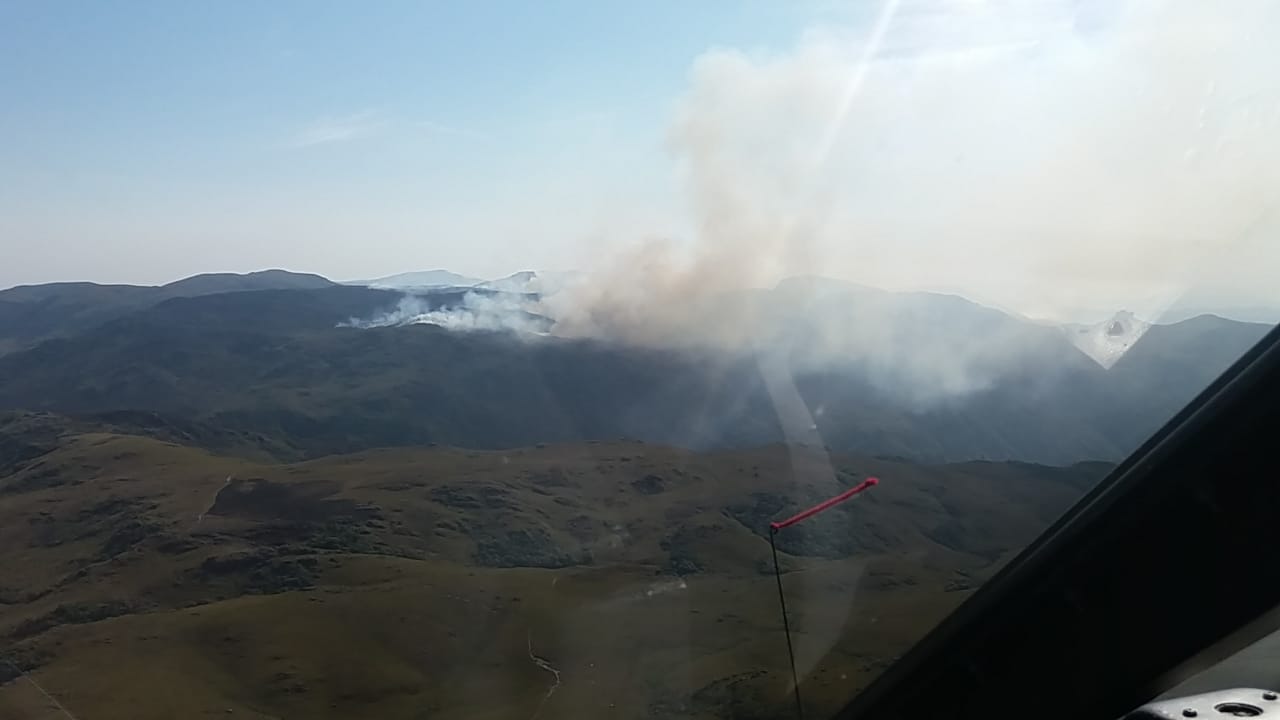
[
  {"xmin": 2, "ymin": 1, "xmax": 1277, "ymax": 322},
  {"xmin": 0, "ymin": 1, "xmax": 858, "ymax": 286}
]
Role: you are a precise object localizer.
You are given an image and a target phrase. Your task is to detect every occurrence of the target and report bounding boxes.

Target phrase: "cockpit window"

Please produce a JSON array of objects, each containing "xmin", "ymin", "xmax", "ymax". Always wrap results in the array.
[{"xmin": 0, "ymin": 1, "xmax": 1276, "ymax": 718}]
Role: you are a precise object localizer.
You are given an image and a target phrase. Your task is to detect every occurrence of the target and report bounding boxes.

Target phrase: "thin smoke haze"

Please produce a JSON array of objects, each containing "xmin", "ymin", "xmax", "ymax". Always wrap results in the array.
[
  {"xmin": 558, "ymin": 0, "xmax": 1279, "ymax": 329},
  {"xmin": 349, "ymin": 0, "xmax": 1279, "ymax": 402}
]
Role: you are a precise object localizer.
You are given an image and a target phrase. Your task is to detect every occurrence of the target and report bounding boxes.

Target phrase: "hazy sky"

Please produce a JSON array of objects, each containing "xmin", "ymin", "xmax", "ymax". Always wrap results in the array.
[{"xmin": 2, "ymin": 1, "xmax": 1277, "ymax": 321}]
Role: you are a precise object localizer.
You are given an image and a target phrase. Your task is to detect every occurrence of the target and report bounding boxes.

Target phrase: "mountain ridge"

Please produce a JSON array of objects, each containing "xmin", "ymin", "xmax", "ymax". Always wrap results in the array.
[
  {"xmin": 0, "ymin": 282, "xmax": 1268, "ymax": 465},
  {"xmin": 347, "ymin": 269, "xmax": 482, "ymax": 289},
  {"xmin": 0, "ymin": 273, "xmax": 1270, "ymax": 465},
  {"xmin": 0, "ymin": 270, "xmax": 340, "ymax": 354},
  {"xmin": 0, "ymin": 268, "xmax": 333, "ymax": 298}
]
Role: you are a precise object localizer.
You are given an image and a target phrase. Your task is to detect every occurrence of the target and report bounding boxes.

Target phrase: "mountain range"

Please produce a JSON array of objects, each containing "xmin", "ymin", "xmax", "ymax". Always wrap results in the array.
[
  {"xmin": 346, "ymin": 269, "xmax": 482, "ymax": 290},
  {"xmin": 0, "ymin": 267, "xmax": 1274, "ymax": 719},
  {"xmin": 0, "ymin": 269, "xmax": 334, "ymax": 355},
  {"xmin": 0, "ymin": 269, "xmax": 1270, "ymax": 465}
]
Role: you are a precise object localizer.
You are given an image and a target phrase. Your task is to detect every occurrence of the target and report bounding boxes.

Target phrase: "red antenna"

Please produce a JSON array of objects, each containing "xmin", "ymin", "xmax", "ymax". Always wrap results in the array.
[
  {"xmin": 769, "ymin": 477, "xmax": 881, "ymax": 719},
  {"xmin": 771, "ymin": 477, "xmax": 879, "ymax": 531}
]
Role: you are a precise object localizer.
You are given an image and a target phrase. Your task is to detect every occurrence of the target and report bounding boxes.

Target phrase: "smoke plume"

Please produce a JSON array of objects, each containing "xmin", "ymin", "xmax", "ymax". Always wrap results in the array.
[
  {"xmin": 351, "ymin": 0, "xmax": 1279, "ymax": 401},
  {"xmin": 560, "ymin": 0, "xmax": 1279, "ymax": 326},
  {"xmin": 344, "ymin": 291, "xmax": 550, "ymax": 334}
]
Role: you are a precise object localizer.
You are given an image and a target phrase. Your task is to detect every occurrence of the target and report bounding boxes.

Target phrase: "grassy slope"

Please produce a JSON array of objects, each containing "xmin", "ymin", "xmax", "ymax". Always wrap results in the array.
[{"xmin": 0, "ymin": 432, "xmax": 1104, "ymax": 719}]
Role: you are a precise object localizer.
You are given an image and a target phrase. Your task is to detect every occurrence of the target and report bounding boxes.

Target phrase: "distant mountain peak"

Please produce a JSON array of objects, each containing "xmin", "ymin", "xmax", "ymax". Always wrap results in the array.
[
  {"xmin": 163, "ymin": 269, "xmax": 334, "ymax": 294},
  {"xmin": 351, "ymin": 270, "xmax": 481, "ymax": 290},
  {"xmin": 1064, "ymin": 310, "xmax": 1151, "ymax": 369},
  {"xmin": 475, "ymin": 270, "xmax": 581, "ymax": 295}
]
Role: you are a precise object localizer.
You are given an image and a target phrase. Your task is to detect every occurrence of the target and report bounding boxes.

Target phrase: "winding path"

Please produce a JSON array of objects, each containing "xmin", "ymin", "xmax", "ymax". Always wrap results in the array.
[
  {"xmin": 195, "ymin": 475, "xmax": 232, "ymax": 525},
  {"xmin": 526, "ymin": 630, "xmax": 561, "ymax": 720}
]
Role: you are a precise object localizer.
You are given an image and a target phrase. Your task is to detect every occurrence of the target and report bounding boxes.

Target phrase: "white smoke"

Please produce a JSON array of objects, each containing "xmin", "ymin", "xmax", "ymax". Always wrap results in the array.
[
  {"xmin": 559, "ymin": 0, "xmax": 1280, "ymax": 328},
  {"xmin": 347, "ymin": 0, "xmax": 1279, "ymax": 400},
  {"xmin": 550, "ymin": 0, "xmax": 1278, "ymax": 397},
  {"xmin": 344, "ymin": 291, "xmax": 550, "ymax": 334}
]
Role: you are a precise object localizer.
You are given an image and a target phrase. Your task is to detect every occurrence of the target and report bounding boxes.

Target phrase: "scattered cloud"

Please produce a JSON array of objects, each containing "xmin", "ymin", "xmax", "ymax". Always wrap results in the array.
[
  {"xmin": 286, "ymin": 111, "xmax": 485, "ymax": 148},
  {"xmin": 288, "ymin": 109, "xmax": 387, "ymax": 148}
]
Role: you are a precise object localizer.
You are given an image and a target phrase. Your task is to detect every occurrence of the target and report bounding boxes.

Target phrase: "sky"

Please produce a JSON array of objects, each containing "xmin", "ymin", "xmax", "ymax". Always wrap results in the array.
[{"xmin": 2, "ymin": 0, "xmax": 1278, "ymax": 322}]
